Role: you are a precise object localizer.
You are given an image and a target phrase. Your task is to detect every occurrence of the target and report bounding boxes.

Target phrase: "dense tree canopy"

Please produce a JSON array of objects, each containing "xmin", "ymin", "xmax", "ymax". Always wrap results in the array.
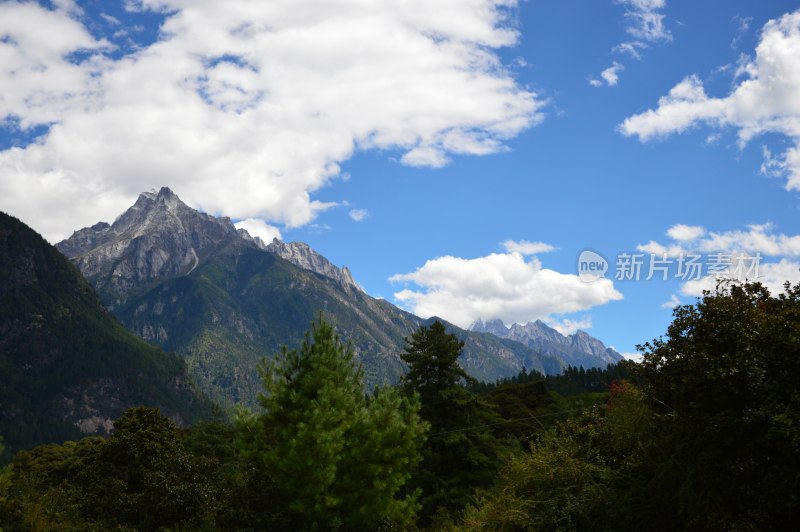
[
  {"xmin": 635, "ymin": 281, "xmax": 800, "ymax": 529},
  {"xmin": 401, "ymin": 320, "xmax": 509, "ymax": 524},
  {"xmin": 239, "ymin": 315, "xmax": 427, "ymax": 530},
  {"xmin": 3, "ymin": 283, "xmax": 799, "ymax": 530},
  {"xmin": 461, "ymin": 282, "xmax": 800, "ymax": 531}
]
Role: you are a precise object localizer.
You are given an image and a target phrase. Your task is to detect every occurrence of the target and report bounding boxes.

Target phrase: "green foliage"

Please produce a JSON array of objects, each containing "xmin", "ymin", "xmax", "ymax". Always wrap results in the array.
[
  {"xmin": 403, "ymin": 320, "xmax": 474, "ymax": 397},
  {"xmin": 471, "ymin": 362, "xmax": 634, "ymax": 397},
  {"xmin": 401, "ymin": 321, "xmax": 509, "ymax": 524},
  {"xmin": 461, "ymin": 282, "xmax": 800, "ymax": 531},
  {"xmin": 459, "ymin": 382, "xmax": 654, "ymax": 531},
  {"xmin": 1, "ymin": 408, "xmax": 219, "ymax": 531},
  {"xmin": 0, "ymin": 212, "xmax": 213, "ymax": 458},
  {"xmin": 1, "ymin": 437, "xmax": 103, "ymax": 530},
  {"xmin": 545, "ymin": 362, "xmax": 634, "ymax": 396},
  {"xmin": 634, "ymin": 282, "xmax": 800, "ymax": 529},
  {"xmin": 74, "ymin": 407, "xmax": 211, "ymax": 530},
  {"xmin": 117, "ymin": 246, "xmax": 413, "ymax": 409},
  {"xmin": 0, "ymin": 439, "xmax": 11, "ymax": 511},
  {"xmin": 239, "ymin": 315, "xmax": 427, "ymax": 530},
  {"xmin": 483, "ymin": 380, "xmax": 555, "ymax": 442}
]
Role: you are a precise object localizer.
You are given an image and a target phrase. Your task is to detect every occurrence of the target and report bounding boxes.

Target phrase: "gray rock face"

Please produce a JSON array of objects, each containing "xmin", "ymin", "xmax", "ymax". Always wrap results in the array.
[
  {"xmin": 469, "ymin": 318, "xmax": 623, "ymax": 370},
  {"xmin": 469, "ymin": 318, "xmax": 511, "ymax": 337},
  {"xmin": 266, "ymin": 238, "xmax": 361, "ymax": 292},
  {"xmin": 56, "ymin": 187, "xmax": 241, "ymax": 307},
  {"xmin": 237, "ymin": 228, "xmax": 267, "ymax": 250},
  {"xmin": 58, "ymin": 187, "xmax": 363, "ymax": 306}
]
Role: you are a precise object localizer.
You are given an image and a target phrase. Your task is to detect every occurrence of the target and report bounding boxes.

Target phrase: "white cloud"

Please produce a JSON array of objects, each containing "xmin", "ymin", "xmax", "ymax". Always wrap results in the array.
[
  {"xmin": 621, "ymin": 351, "xmax": 643, "ymax": 362},
  {"xmin": 500, "ymin": 239, "xmax": 555, "ymax": 255},
  {"xmin": 589, "ymin": 62, "xmax": 625, "ymax": 88},
  {"xmin": 666, "ymin": 223, "xmax": 706, "ymax": 241},
  {"xmin": 591, "ymin": 1, "xmax": 670, "ymax": 88},
  {"xmin": 348, "ymin": 208, "xmax": 369, "ymax": 222},
  {"xmin": 636, "ymin": 240, "xmax": 685, "ymax": 257},
  {"xmin": 680, "ymin": 258, "xmax": 800, "ymax": 297},
  {"xmin": 617, "ymin": 0, "xmax": 672, "ymax": 43},
  {"xmin": 234, "ymin": 218, "xmax": 282, "ymax": 243},
  {"xmin": 603, "ymin": 61, "xmax": 624, "ymax": 86},
  {"xmin": 0, "ymin": 2, "xmax": 109, "ymax": 128},
  {"xmin": 400, "ymin": 146, "xmax": 451, "ymax": 168},
  {"xmin": 640, "ymin": 222, "xmax": 800, "ymax": 298},
  {"xmin": 641, "ymin": 223, "xmax": 800, "ymax": 258},
  {"xmin": 545, "ymin": 316, "xmax": 593, "ymax": 336},
  {"xmin": 621, "ymin": 10, "xmax": 800, "ymax": 191},
  {"xmin": 697, "ymin": 223, "xmax": 800, "ymax": 257},
  {"xmin": 100, "ymin": 13, "xmax": 121, "ymax": 26},
  {"xmin": 0, "ymin": 0, "xmax": 544, "ymax": 242},
  {"xmin": 389, "ymin": 249, "xmax": 622, "ymax": 329},
  {"xmin": 614, "ymin": 41, "xmax": 645, "ymax": 59},
  {"xmin": 661, "ymin": 294, "xmax": 681, "ymax": 308},
  {"xmin": 731, "ymin": 15, "xmax": 753, "ymax": 50}
]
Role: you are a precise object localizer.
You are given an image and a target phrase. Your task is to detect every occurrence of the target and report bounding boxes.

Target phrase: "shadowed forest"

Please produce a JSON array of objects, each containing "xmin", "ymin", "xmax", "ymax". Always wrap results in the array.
[{"xmin": 1, "ymin": 282, "xmax": 799, "ymax": 531}]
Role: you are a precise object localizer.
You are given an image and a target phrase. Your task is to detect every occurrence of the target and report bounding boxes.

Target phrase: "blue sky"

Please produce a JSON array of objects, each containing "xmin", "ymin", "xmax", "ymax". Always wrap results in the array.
[{"xmin": 2, "ymin": 0, "xmax": 800, "ymax": 357}]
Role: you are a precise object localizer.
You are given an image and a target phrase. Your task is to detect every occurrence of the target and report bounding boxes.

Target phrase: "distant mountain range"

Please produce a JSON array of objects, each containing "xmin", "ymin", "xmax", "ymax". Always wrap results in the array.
[
  {"xmin": 0, "ymin": 212, "xmax": 211, "ymax": 458},
  {"xmin": 55, "ymin": 187, "xmax": 620, "ymax": 408},
  {"xmin": 469, "ymin": 318, "xmax": 623, "ymax": 369}
]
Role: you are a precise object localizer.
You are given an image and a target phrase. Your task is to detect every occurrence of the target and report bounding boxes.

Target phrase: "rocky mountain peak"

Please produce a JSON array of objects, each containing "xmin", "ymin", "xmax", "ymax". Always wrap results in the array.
[
  {"xmin": 265, "ymin": 238, "xmax": 361, "ymax": 291},
  {"xmin": 469, "ymin": 318, "xmax": 510, "ymax": 337},
  {"xmin": 57, "ymin": 187, "xmax": 242, "ymax": 306},
  {"xmin": 57, "ymin": 187, "xmax": 365, "ymax": 306},
  {"xmin": 236, "ymin": 228, "xmax": 268, "ymax": 250},
  {"xmin": 470, "ymin": 316, "xmax": 623, "ymax": 370}
]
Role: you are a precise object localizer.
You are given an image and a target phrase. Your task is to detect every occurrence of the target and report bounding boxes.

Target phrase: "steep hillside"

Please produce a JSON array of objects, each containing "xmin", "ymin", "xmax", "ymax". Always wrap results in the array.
[
  {"xmin": 56, "ymin": 188, "xmax": 562, "ymax": 407},
  {"xmin": 0, "ymin": 212, "xmax": 212, "ymax": 458},
  {"xmin": 114, "ymin": 237, "xmax": 550, "ymax": 407}
]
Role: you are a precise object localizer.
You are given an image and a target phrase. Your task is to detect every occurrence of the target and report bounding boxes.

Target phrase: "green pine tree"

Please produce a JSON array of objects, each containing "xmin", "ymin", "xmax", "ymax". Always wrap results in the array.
[
  {"xmin": 240, "ymin": 315, "xmax": 427, "ymax": 530},
  {"xmin": 401, "ymin": 320, "xmax": 508, "ymax": 523}
]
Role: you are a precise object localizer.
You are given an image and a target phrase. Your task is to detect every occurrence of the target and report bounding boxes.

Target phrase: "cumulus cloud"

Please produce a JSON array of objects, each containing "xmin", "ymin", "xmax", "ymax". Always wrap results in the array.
[
  {"xmin": 636, "ymin": 240, "xmax": 685, "ymax": 258},
  {"xmin": 680, "ymin": 258, "xmax": 800, "ymax": 297},
  {"xmin": 621, "ymin": 9, "xmax": 800, "ymax": 190},
  {"xmin": 234, "ymin": 218, "xmax": 282, "ymax": 244},
  {"xmin": 389, "ymin": 249, "xmax": 623, "ymax": 329},
  {"xmin": 0, "ymin": 0, "xmax": 544, "ymax": 242},
  {"xmin": 667, "ymin": 223, "xmax": 706, "ymax": 241},
  {"xmin": 638, "ymin": 222, "xmax": 800, "ymax": 298},
  {"xmin": 500, "ymin": 239, "xmax": 555, "ymax": 255},
  {"xmin": 348, "ymin": 208, "xmax": 369, "ymax": 222},
  {"xmin": 0, "ymin": 2, "xmax": 109, "ymax": 127},
  {"xmin": 589, "ymin": 61, "xmax": 624, "ymax": 88}
]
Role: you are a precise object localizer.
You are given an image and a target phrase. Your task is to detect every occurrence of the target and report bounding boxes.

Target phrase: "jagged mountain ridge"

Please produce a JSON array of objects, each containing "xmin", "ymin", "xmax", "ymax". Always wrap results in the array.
[
  {"xmin": 0, "ymin": 211, "xmax": 212, "ymax": 458},
  {"xmin": 57, "ymin": 188, "xmax": 561, "ymax": 407},
  {"xmin": 57, "ymin": 188, "xmax": 240, "ymax": 308},
  {"xmin": 470, "ymin": 318, "xmax": 623, "ymax": 369},
  {"xmin": 57, "ymin": 187, "xmax": 363, "ymax": 306},
  {"xmin": 265, "ymin": 238, "xmax": 361, "ymax": 291}
]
